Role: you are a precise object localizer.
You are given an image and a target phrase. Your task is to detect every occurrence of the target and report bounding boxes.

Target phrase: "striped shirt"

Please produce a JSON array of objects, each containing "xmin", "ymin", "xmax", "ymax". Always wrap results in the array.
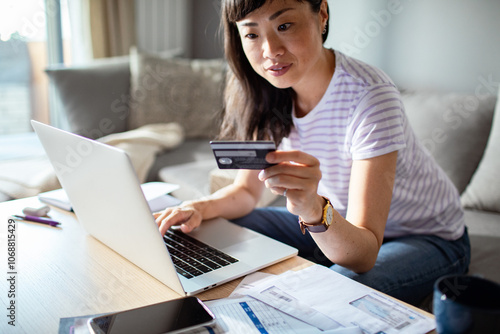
[{"xmin": 280, "ymin": 50, "xmax": 464, "ymax": 240}]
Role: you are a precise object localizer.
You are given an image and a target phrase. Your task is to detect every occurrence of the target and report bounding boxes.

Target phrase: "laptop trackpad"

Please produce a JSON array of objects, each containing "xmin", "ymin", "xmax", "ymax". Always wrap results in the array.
[{"xmin": 188, "ymin": 218, "xmax": 259, "ymax": 250}]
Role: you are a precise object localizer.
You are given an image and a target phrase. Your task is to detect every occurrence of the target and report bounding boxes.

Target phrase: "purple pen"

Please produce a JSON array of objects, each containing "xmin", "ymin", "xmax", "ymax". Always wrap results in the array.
[{"xmin": 13, "ymin": 215, "xmax": 61, "ymax": 227}]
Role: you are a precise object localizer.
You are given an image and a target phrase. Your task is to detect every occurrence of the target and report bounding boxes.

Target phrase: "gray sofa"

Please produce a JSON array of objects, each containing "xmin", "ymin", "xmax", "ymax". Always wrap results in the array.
[
  {"xmin": 401, "ymin": 91, "xmax": 500, "ymax": 286},
  {"xmin": 23, "ymin": 52, "xmax": 500, "ymax": 297}
]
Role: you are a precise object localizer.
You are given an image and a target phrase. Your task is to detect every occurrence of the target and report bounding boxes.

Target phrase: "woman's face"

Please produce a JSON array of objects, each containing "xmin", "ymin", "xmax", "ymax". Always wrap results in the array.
[{"xmin": 236, "ymin": 0, "xmax": 328, "ymax": 90}]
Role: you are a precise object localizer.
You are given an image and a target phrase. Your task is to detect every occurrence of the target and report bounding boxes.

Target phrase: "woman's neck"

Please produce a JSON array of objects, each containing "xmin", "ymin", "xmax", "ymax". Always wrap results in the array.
[{"xmin": 293, "ymin": 49, "xmax": 335, "ymax": 118}]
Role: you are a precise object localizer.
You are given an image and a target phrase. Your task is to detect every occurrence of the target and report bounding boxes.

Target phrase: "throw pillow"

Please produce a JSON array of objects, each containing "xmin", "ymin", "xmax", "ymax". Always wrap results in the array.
[
  {"xmin": 401, "ymin": 91, "xmax": 496, "ymax": 194},
  {"xmin": 128, "ymin": 50, "xmax": 226, "ymax": 139},
  {"xmin": 461, "ymin": 85, "xmax": 500, "ymax": 213},
  {"xmin": 45, "ymin": 56, "xmax": 131, "ymax": 139}
]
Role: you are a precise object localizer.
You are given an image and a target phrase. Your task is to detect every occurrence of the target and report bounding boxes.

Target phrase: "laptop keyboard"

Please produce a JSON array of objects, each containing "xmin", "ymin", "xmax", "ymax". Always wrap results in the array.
[{"xmin": 163, "ymin": 229, "xmax": 239, "ymax": 279}]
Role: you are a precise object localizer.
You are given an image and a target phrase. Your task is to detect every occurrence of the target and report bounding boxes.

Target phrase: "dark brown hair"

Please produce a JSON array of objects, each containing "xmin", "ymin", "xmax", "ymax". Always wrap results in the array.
[{"xmin": 218, "ymin": 0, "xmax": 328, "ymax": 145}]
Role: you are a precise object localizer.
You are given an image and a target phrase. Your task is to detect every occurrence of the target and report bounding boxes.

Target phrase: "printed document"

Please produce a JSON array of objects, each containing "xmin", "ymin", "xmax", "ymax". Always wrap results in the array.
[
  {"xmin": 202, "ymin": 296, "xmax": 361, "ymax": 334},
  {"xmin": 245, "ymin": 265, "xmax": 435, "ymax": 334}
]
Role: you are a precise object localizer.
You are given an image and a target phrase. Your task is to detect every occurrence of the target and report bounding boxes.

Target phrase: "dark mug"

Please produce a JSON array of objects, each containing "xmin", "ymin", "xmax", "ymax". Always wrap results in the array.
[{"xmin": 433, "ymin": 275, "xmax": 500, "ymax": 333}]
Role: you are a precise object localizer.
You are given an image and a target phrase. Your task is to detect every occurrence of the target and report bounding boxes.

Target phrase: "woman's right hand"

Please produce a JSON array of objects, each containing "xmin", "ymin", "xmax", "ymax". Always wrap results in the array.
[
  {"xmin": 154, "ymin": 170, "xmax": 263, "ymax": 237},
  {"xmin": 154, "ymin": 202, "xmax": 203, "ymax": 236}
]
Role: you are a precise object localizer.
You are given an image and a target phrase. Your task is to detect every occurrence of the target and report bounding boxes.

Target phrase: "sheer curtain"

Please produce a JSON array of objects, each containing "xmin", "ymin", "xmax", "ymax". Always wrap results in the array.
[
  {"xmin": 89, "ymin": 0, "xmax": 136, "ymax": 58},
  {"xmin": 68, "ymin": 0, "xmax": 194, "ymax": 62},
  {"xmin": 135, "ymin": 0, "xmax": 191, "ymax": 55},
  {"xmin": 68, "ymin": 0, "xmax": 136, "ymax": 63}
]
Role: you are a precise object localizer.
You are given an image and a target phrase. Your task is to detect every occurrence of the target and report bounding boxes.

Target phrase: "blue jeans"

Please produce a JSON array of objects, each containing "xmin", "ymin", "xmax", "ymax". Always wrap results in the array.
[{"xmin": 231, "ymin": 207, "xmax": 471, "ymax": 306}]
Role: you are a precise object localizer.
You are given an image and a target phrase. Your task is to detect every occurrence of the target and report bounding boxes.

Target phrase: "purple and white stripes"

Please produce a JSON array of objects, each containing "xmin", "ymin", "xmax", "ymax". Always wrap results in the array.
[{"xmin": 280, "ymin": 50, "xmax": 464, "ymax": 240}]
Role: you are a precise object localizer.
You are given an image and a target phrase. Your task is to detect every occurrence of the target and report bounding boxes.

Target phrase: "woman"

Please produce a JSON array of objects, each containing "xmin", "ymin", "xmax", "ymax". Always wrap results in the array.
[{"xmin": 155, "ymin": 0, "xmax": 470, "ymax": 305}]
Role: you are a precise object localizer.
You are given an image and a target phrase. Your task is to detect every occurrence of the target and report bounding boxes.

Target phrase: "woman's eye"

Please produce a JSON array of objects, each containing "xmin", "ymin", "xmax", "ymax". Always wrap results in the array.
[
  {"xmin": 278, "ymin": 23, "xmax": 291, "ymax": 31},
  {"xmin": 245, "ymin": 33, "xmax": 258, "ymax": 39}
]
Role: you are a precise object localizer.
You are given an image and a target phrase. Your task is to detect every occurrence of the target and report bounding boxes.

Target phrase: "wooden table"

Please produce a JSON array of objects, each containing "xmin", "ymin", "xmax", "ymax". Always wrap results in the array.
[{"xmin": 0, "ymin": 197, "xmax": 434, "ymax": 333}]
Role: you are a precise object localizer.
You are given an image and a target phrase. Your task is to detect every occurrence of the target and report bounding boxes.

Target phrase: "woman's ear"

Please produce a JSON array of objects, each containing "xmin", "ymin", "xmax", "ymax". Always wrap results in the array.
[{"xmin": 319, "ymin": 0, "xmax": 329, "ymax": 34}]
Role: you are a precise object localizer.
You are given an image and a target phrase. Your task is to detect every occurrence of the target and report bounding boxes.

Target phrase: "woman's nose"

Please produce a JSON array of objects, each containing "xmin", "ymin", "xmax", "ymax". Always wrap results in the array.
[{"xmin": 262, "ymin": 34, "xmax": 284, "ymax": 59}]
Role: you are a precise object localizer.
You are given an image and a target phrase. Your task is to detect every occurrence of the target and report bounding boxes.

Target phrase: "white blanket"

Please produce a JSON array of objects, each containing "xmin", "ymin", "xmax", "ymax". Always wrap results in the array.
[
  {"xmin": 0, "ymin": 123, "xmax": 184, "ymax": 199},
  {"xmin": 0, "ymin": 156, "xmax": 61, "ymax": 199},
  {"xmin": 98, "ymin": 123, "xmax": 184, "ymax": 182}
]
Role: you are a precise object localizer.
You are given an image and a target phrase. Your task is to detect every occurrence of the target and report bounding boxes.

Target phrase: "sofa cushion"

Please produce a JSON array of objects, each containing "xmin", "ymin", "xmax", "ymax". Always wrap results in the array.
[
  {"xmin": 461, "ymin": 85, "xmax": 500, "ymax": 213},
  {"xmin": 158, "ymin": 159, "xmax": 217, "ymax": 201},
  {"xmin": 147, "ymin": 139, "xmax": 214, "ymax": 182},
  {"xmin": 128, "ymin": 49, "xmax": 226, "ymax": 139},
  {"xmin": 45, "ymin": 56, "xmax": 131, "ymax": 139},
  {"xmin": 401, "ymin": 91, "xmax": 496, "ymax": 194}
]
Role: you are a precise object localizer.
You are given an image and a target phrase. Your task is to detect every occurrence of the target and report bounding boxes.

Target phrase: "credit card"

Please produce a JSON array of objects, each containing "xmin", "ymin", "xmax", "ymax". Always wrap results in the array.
[{"xmin": 210, "ymin": 141, "xmax": 276, "ymax": 169}]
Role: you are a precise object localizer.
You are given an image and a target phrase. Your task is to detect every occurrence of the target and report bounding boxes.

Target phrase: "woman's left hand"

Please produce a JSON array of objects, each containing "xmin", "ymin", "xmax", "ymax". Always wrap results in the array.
[{"xmin": 258, "ymin": 150, "xmax": 324, "ymax": 222}]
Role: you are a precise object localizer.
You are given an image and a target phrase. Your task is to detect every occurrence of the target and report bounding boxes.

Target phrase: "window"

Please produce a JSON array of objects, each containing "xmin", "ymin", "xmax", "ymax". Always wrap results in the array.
[{"xmin": 0, "ymin": 0, "xmax": 70, "ymax": 136}]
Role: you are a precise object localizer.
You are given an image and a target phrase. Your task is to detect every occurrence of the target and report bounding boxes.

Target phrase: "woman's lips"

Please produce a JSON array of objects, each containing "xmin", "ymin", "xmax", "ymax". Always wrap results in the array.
[{"xmin": 266, "ymin": 63, "xmax": 291, "ymax": 77}]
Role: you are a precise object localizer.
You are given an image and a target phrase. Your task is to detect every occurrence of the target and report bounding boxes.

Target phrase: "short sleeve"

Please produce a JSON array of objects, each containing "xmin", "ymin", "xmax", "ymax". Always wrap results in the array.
[{"xmin": 349, "ymin": 84, "xmax": 406, "ymax": 160}]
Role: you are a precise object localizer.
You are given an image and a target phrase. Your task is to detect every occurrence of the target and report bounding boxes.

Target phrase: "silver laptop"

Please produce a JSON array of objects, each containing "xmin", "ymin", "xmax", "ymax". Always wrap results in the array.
[{"xmin": 32, "ymin": 121, "xmax": 297, "ymax": 296}]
